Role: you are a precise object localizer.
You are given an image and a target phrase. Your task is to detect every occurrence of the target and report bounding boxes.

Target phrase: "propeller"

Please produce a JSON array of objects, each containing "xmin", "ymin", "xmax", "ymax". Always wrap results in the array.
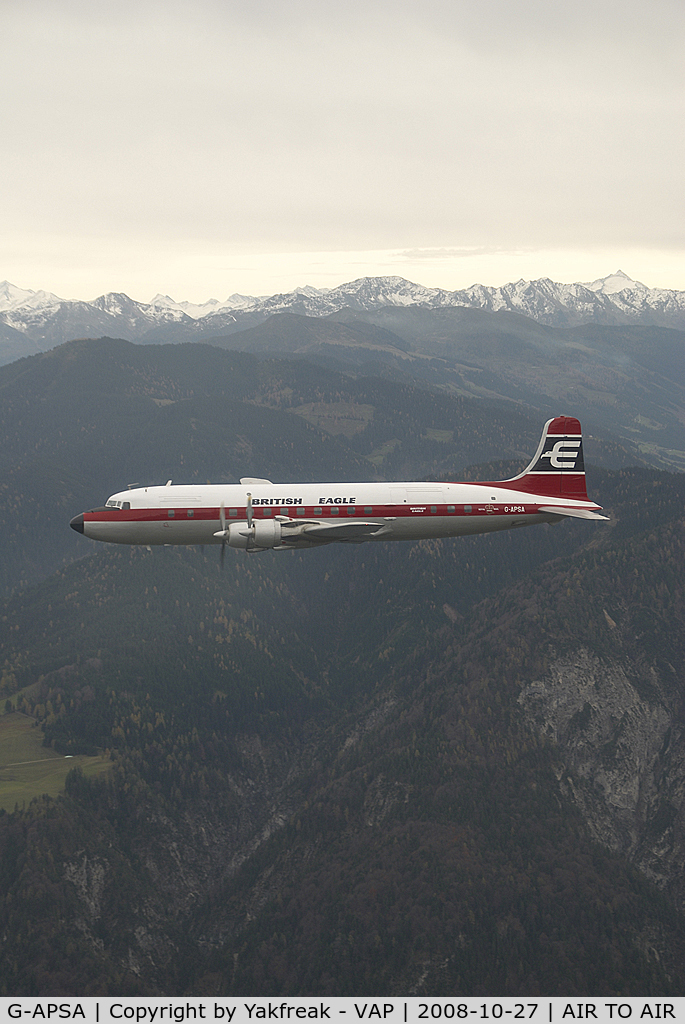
[
  {"xmin": 219, "ymin": 502, "xmax": 226, "ymax": 568},
  {"xmin": 243, "ymin": 492, "xmax": 255, "ymax": 553},
  {"xmin": 214, "ymin": 494, "xmax": 254, "ymax": 563}
]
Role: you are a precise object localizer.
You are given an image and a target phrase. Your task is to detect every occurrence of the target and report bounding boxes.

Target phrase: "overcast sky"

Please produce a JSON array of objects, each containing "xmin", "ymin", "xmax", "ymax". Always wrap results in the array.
[{"xmin": 2, "ymin": 0, "xmax": 684, "ymax": 301}]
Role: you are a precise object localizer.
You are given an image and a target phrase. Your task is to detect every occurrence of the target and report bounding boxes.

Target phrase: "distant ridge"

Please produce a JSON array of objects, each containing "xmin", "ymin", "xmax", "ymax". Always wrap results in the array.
[{"xmin": 1, "ymin": 271, "xmax": 685, "ymax": 360}]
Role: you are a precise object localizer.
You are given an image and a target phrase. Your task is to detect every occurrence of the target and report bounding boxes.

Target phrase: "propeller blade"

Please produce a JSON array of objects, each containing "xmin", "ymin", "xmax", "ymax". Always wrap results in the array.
[
  {"xmin": 246, "ymin": 492, "xmax": 253, "ymax": 529},
  {"xmin": 219, "ymin": 502, "xmax": 226, "ymax": 568}
]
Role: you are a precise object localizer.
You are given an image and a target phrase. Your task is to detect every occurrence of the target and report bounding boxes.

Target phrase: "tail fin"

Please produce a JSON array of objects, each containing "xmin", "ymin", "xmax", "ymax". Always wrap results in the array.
[{"xmin": 504, "ymin": 416, "xmax": 588, "ymax": 499}]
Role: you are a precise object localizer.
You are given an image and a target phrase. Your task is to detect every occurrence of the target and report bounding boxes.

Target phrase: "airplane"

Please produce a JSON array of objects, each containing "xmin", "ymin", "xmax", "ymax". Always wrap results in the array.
[{"xmin": 70, "ymin": 416, "xmax": 607, "ymax": 557}]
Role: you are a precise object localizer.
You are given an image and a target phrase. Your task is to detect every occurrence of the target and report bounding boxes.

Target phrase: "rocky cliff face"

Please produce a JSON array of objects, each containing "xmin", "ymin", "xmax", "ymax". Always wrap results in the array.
[{"xmin": 519, "ymin": 648, "xmax": 685, "ymax": 909}]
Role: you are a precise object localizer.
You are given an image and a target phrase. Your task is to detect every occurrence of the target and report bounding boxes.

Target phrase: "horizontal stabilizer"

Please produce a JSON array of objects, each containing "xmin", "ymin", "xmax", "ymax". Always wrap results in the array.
[
  {"xmin": 538, "ymin": 506, "xmax": 609, "ymax": 521},
  {"xmin": 240, "ymin": 477, "xmax": 273, "ymax": 485}
]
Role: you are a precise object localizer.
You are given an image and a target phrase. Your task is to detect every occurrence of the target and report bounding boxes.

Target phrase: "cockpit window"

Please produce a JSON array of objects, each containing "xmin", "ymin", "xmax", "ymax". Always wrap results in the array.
[{"xmin": 106, "ymin": 500, "xmax": 130, "ymax": 510}]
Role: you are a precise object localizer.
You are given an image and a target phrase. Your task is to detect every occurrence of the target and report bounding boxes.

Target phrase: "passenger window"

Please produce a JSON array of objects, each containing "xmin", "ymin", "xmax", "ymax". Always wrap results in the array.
[
  {"xmin": 364, "ymin": 506, "xmax": 373, "ymax": 515},
  {"xmin": 430, "ymin": 506, "xmax": 437, "ymax": 514},
  {"xmin": 297, "ymin": 508, "xmax": 306, "ymax": 516},
  {"xmin": 186, "ymin": 509, "xmax": 194, "ymax": 518},
  {"xmin": 168, "ymin": 510, "xmax": 175, "ymax": 518},
  {"xmin": 347, "ymin": 507, "xmax": 356, "ymax": 515},
  {"xmin": 229, "ymin": 508, "xmax": 238, "ymax": 517},
  {"xmin": 447, "ymin": 505, "xmax": 455, "ymax": 513},
  {"xmin": 313, "ymin": 507, "xmax": 323, "ymax": 516},
  {"xmin": 330, "ymin": 507, "xmax": 339, "ymax": 516},
  {"xmin": 464, "ymin": 505, "xmax": 472, "ymax": 514}
]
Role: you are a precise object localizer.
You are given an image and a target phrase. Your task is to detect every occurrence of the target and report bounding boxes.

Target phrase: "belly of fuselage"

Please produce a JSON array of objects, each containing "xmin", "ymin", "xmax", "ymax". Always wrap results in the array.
[
  {"xmin": 381, "ymin": 512, "xmax": 548, "ymax": 542},
  {"xmin": 83, "ymin": 519, "xmax": 219, "ymax": 545}
]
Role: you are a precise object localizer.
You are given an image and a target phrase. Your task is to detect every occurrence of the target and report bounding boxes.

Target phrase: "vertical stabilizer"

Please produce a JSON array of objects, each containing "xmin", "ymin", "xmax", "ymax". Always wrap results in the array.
[{"xmin": 503, "ymin": 416, "xmax": 588, "ymax": 499}]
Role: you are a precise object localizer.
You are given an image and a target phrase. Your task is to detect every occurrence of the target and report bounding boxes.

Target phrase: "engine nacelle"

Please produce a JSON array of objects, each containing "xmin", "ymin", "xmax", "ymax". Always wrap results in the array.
[
  {"xmin": 227, "ymin": 520, "xmax": 282, "ymax": 549},
  {"xmin": 228, "ymin": 522, "xmax": 250, "ymax": 549},
  {"xmin": 253, "ymin": 519, "xmax": 282, "ymax": 548}
]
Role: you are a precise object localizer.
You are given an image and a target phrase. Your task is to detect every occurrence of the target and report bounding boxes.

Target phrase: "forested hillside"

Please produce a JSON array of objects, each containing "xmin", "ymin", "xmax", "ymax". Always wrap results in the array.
[
  {"xmin": 0, "ymin": 338, "xmax": 684, "ymax": 994},
  {"xmin": 213, "ymin": 310, "xmax": 685, "ymax": 468}
]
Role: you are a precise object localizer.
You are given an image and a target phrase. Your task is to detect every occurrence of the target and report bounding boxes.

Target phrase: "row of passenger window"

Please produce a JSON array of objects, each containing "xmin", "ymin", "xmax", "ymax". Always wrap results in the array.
[{"xmin": 166, "ymin": 505, "xmax": 468, "ymax": 518}]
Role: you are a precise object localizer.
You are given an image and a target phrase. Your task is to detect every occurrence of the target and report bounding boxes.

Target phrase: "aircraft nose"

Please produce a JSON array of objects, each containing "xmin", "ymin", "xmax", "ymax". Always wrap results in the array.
[{"xmin": 70, "ymin": 513, "xmax": 84, "ymax": 534}]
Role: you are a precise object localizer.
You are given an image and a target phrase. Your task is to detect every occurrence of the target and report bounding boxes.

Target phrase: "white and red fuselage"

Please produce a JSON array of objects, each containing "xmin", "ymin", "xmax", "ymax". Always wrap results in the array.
[{"xmin": 70, "ymin": 417, "xmax": 607, "ymax": 552}]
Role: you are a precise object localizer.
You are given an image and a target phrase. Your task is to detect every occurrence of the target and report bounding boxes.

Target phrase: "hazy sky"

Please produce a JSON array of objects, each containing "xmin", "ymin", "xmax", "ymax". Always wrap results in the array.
[{"xmin": 2, "ymin": 0, "xmax": 684, "ymax": 300}]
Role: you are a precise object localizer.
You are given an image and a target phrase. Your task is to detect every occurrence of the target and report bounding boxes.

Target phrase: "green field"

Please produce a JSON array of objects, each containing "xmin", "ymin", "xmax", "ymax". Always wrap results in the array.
[
  {"xmin": 291, "ymin": 401, "xmax": 375, "ymax": 437},
  {"xmin": 0, "ymin": 713, "xmax": 110, "ymax": 811}
]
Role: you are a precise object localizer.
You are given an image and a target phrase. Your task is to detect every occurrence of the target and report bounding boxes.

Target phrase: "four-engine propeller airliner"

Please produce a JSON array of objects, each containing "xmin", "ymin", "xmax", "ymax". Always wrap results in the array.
[{"xmin": 70, "ymin": 416, "xmax": 607, "ymax": 556}]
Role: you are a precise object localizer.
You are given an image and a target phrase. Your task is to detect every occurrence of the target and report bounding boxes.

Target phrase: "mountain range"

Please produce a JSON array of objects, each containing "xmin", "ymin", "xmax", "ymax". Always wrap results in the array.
[{"xmin": 2, "ymin": 271, "xmax": 685, "ymax": 362}]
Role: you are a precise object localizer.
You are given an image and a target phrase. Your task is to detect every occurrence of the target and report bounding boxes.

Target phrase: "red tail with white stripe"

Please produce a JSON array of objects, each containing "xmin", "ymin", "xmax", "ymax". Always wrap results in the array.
[{"xmin": 503, "ymin": 416, "xmax": 588, "ymax": 498}]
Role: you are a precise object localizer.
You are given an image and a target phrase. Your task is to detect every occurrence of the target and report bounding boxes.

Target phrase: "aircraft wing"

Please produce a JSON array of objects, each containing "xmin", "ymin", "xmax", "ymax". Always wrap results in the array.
[
  {"xmin": 538, "ymin": 506, "xmax": 609, "ymax": 521},
  {"xmin": 295, "ymin": 520, "xmax": 385, "ymax": 542}
]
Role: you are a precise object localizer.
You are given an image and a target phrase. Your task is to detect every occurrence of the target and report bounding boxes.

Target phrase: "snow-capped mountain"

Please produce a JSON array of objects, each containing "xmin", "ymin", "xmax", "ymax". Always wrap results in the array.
[
  {"xmin": 0, "ymin": 280, "xmax": 63, "ymax": 313},
  {"xmin": 1, "ymin": 271, "xmax": 684, "ymax": 363},
  {"xmin": 584, "ymin": 269, "xmax": 645, "ymax": 295},
  {"xmin": 149, "ymin": 293, "xmax": 253, "ymax": 319}
]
